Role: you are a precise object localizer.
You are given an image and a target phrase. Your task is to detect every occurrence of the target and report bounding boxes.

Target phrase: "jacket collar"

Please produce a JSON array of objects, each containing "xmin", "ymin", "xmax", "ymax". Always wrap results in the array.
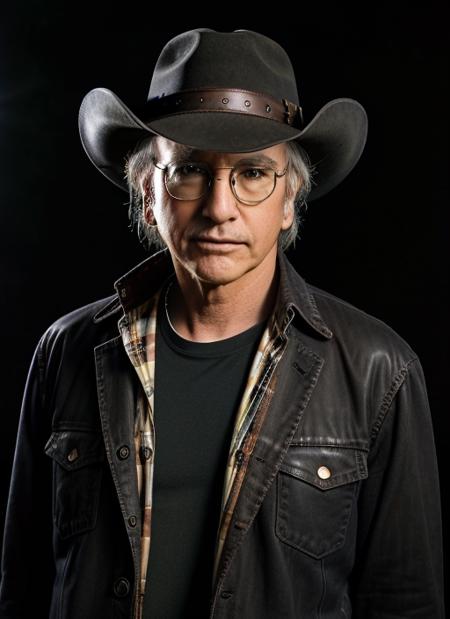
[
  {"xmin": 92, "ymin": 247, "xmax": 333, "ymax": 340},
  {"xmin": 275, "ymin": 249, "xmax": 333, "ymax": 339}
]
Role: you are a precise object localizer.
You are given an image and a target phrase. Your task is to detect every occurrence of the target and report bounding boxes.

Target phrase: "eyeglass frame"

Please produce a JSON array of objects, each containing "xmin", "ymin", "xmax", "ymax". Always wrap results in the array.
[{"xmin": 150, "ymin": 155, "xmax": 289, "ymax": 206}]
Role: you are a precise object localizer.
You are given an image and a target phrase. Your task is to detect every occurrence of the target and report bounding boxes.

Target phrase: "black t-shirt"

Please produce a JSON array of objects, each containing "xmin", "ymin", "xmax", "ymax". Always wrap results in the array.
[{"xmin": 143, "ymin": 277, "xmax": 267, "ymax": 618}]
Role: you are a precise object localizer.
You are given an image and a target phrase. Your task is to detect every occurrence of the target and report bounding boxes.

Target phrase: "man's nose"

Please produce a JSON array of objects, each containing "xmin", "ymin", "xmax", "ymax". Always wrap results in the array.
[{"xmin": 200, "ymin": 170, "xmax": 240, "ymax": 222}]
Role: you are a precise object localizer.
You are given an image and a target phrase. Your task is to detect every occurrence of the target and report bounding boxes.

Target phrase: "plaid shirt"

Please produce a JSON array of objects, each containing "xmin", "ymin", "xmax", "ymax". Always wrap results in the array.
[{"xmin": 118, "ymin": 273, "xmax": 293, "ymax": 619}]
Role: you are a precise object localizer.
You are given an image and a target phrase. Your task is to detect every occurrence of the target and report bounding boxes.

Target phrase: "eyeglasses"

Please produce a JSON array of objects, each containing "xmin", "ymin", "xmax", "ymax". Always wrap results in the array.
[{"xmin": 151, "ymin": 156, "xmax": 288, "ymax": 206}]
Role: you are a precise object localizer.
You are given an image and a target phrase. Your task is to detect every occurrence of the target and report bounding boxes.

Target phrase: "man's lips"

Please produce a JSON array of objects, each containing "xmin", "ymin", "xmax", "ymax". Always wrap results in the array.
[{"xmin": 192, "ymin": 236, "xmax": 244, "ymax": 244}]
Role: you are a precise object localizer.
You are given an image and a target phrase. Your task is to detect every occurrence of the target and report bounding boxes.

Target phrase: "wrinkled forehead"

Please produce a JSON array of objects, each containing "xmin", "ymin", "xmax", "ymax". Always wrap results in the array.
[{"xmin": 154, "ymin": 135, "xmax": 286, "ymax": 167}]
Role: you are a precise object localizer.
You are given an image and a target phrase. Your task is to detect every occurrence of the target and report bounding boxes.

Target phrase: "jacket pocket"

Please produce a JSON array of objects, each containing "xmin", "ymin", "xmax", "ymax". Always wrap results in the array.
[
  {"xmin": 275, "ymin": 445, "xmax": 368, "ymax": 559},
  {"xmin": 44, "ymin": 429, "xmax": 106, "ymax": 539}
]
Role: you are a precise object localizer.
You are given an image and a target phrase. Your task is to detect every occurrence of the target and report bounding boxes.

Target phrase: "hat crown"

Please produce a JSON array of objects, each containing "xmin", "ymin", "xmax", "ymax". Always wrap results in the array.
[{"xmin": 147, "ymin": 29, "xmax": 300, "ymax": 105}]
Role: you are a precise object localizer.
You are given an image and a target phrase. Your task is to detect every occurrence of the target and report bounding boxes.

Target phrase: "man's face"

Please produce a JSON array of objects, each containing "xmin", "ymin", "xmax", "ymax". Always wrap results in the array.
[{"xmin": 146, "ymin": 136, "xmax": 295, "ymax": 286}]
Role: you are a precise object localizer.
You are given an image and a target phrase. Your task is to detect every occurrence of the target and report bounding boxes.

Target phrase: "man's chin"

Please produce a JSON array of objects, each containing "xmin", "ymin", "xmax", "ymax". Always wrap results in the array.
[{"xmin": 180, "ymin": 254, "xmax": 251, "ymax": 287}]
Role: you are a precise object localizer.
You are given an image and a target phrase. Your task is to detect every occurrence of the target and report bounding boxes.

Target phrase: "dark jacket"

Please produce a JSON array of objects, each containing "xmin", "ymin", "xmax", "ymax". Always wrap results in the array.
[{"xmin": 0, "ymin": 247, "xmax": 445, "ymax": 618}]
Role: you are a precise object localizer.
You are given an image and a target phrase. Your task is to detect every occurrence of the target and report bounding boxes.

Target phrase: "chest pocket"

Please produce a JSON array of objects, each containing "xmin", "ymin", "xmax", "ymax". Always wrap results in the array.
[
  {"xmin": 44, "ymin": 429, "xmax": 106, "ymax": 540},
  {"xmin": 275, "ymin": 445, "xmax": 368, "ymax": 559}
]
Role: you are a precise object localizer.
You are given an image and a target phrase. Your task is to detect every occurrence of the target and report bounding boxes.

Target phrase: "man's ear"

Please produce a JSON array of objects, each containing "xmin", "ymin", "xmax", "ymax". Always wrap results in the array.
[
  {"xmin": 144, "ymin": 204, "xmax": 156, "ymax": 225},
  {"xmin": 280, "ymin": 199, "xmax": 295, "ymax": 231},
  {"xmin": 281, "ymin": 173, "xmax": 303, "ymax": 231},
  {"xmin": 142, "ymin": 178, "xmax": 157, "ymax": 225},
  {"xmin": 143, "ymin": 177, "xmax": 151, "ymax": 195}
]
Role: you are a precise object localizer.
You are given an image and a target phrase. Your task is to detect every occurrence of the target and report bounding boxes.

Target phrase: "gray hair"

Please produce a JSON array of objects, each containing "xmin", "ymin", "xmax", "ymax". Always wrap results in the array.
[{"xmin": 124, "ymin": 135, "xmax": 317, "ymax": 252}]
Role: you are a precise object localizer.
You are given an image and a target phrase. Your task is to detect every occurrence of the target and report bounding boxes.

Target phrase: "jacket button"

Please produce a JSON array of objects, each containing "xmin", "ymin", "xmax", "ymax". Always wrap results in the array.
[
  {"xmin": 128, "ymin": 515, "xmax": 137, "ymax": 527},
  {"xmin": 317, "ymin": 466, "xmax": 331, "ymax": 479},
  {"xmin": 67, "ymin": 448, "xmax": 79, "ymax": 462},
  {"xmin": 220, "ymin": 590, "xmax": 233, "ymax": 599},
  {"xmin": 113, "ymin": 577, "xmax": 130, "ymax": 598},
  {"xmin": 117, "ymin": 445, "xmax": 130, "ymax": 460}
]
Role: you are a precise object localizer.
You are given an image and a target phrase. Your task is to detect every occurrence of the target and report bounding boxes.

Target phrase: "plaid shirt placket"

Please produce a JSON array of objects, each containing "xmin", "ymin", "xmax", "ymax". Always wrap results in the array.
[
  {"xmin": 118, "ymin": 290, "xmax": 161, "ymax": 619},
  {"xmin": 210, "ymin": 307, "xmax": 293, "ymax": 590},
  {"xmin": 118, "ymin": 284, "xmax": 292, "ymax": 618}
]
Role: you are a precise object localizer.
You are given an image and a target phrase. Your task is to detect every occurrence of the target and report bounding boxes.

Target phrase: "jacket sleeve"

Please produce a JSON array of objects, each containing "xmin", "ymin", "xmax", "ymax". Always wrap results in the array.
[
  {"xmin": 0, "ymin": 332, "xmax": 55, "ymax": 618},
  {"xmin": 349, "ymin": 355, "xmax": 445, "ymax": 618}
]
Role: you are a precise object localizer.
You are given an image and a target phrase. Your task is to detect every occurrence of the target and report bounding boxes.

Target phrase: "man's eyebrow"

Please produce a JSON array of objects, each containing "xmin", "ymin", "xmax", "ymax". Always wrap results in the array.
[
  {"xmin": 170, "ymin": 147, "xmax": 279, "ymax": 167},
  {"xmin": 234, "ymin": 155, "xmax": 279, "ymax": 167}
]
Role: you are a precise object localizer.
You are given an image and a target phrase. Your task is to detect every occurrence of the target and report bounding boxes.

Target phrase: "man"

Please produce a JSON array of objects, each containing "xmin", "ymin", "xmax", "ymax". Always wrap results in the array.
[{"xmin": 0, "ymin": 28, "xmax": 445, "ymax": 619}]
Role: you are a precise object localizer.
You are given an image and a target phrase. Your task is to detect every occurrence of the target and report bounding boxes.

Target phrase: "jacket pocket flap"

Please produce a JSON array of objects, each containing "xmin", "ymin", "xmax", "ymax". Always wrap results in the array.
[
  {"xmin": 278, "ymin": 445, "xmax": 368, "ymax": 490},
  {"xmin": 44, "ymin": 430, "xmax": 105, "ymax": 471}
]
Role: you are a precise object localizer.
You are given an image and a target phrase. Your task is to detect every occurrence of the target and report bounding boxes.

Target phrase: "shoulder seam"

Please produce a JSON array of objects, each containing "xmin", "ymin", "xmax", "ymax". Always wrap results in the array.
[{"xmin": 369, "ymin": 356, "xmax": 419, "ymax": 448}]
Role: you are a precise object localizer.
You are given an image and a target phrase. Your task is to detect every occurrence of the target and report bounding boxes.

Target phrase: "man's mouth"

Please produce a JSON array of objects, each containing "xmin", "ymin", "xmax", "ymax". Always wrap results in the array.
[
  {"xmin": 193, "ymin": 236, "xmax": 243, "ymax": 244},
  {"xmin": 191, "ymin": 236, "xmax": 245, "ymax": 251}
]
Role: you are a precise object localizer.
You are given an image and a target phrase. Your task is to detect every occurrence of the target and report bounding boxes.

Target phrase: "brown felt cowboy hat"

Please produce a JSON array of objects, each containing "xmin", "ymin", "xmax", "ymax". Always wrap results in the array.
[{"xmin": 78, "ymin": 28, "xmax": 368, "ymax": 201}]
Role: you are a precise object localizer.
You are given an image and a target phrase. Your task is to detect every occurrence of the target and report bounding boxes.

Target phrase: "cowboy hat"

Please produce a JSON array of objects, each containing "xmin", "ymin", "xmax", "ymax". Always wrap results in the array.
[{"xmin": 78, "ymin": 28, "xmax": 368, "ymax": 201}]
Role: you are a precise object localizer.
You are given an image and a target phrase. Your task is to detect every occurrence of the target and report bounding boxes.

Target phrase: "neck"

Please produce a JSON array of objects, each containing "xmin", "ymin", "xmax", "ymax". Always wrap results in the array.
[{"xmin": 167, "ymin": 247, "xmax": 279, "ymax": 343}]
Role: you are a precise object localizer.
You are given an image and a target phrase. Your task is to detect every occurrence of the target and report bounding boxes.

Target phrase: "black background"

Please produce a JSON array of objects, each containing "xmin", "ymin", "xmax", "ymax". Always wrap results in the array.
[{"xmin": 1, "ymin": 2, "xmax": 448, "ymax": 610}]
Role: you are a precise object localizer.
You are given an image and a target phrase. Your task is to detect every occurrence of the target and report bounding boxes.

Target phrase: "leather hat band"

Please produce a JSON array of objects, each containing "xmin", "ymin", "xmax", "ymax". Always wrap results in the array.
[{"xmin": 143, "ymin": 87, "xmax": 304, "ymax": 130}]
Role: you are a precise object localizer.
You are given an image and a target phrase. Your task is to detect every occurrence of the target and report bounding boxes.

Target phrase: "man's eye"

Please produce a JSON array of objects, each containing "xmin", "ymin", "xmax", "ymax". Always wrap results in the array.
[
  {"xmin": 241, "ymin": 167, "xmax": 269, "ymax": 179},
  {"xmin": 176, "ymin": 164, "xmax": 206, "ymax": 176}
]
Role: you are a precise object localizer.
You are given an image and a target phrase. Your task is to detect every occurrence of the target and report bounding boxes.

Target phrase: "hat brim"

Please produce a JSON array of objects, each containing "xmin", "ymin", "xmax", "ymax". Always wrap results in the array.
[{"xmin": 79, "ymin": 87, "xmax": 367, "ymax": 201}]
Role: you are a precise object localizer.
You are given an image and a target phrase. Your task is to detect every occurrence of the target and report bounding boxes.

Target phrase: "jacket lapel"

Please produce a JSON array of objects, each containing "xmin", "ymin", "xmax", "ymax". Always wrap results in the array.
[{"xmin": 212, "ymin": 330, "xmax": 325, "ymax": 588}]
